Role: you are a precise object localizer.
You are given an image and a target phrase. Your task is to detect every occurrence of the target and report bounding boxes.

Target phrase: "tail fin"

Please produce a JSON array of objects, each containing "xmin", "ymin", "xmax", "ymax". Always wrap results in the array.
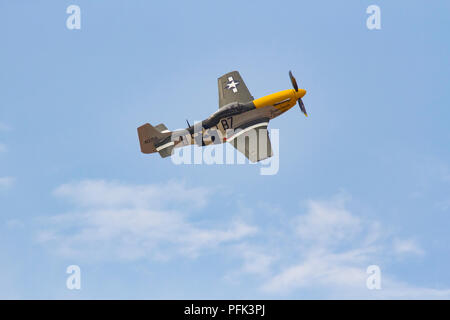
[{"xmin": 137, "ymin": 123, "xmax": 169, "ymax": 154}]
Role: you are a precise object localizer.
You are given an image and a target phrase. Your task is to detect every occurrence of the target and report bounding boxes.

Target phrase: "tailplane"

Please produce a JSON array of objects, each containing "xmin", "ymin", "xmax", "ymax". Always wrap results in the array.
[{"xmin": 137, "ymin": 123, "xmax": 172, "ymax": 155}]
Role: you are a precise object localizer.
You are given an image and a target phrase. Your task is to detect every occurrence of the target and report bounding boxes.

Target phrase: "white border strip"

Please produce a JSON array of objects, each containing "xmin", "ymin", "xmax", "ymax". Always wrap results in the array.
[
  {"xmin": 226, "ymin": 122, "xmax": 269, "ymax": 143},
  {"xmin": 156, "ymin": 141, "xmax": 175, "ymax": 152}
]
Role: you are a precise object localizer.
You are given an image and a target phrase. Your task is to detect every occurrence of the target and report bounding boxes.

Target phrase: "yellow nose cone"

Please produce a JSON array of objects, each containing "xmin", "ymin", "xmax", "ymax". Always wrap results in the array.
[{"xmin": 297, "ymin": 89, "xmax": 307, "ymax": 99}]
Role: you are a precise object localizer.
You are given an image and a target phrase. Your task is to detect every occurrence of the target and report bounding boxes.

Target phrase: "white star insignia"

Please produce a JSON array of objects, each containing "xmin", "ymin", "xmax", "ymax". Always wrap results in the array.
[{"xmin": 225, "ymin": 76, "xmax": 240, "ymax": 93}]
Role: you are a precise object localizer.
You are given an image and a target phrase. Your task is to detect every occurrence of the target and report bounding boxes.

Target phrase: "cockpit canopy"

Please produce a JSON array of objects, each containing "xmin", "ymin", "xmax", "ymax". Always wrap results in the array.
[{"xmin": 208, "ymin": 102, "xmax": 254, "ymax": 121}]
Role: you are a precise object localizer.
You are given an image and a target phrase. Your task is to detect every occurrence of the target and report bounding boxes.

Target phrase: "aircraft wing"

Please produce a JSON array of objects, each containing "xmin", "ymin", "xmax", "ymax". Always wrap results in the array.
[
  {"xmin": 227, "ymin": 118, "xmax": 273, "ymax": 163},
  {"xmin": 218, "ymin": 71, "xmax": 254, "ymax": 109}
]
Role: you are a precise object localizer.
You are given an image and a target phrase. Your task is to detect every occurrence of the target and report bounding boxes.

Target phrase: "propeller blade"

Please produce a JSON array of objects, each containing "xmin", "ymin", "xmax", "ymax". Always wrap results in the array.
[
  {"xmin": 289, "ymin": 70, "xmax": 299, "ymax": 92},
  {"xmin": 298, "ymin": 98, "xmax": 308, "ymax": 117},
  {"xmin": 290, "ymin": 70, "xmax": 307, "ymax": 116}
]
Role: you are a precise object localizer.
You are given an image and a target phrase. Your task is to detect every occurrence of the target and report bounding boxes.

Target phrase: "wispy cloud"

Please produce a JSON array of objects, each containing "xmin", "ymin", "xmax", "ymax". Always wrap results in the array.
[
  {"xmin": 231, "ymin": 193, "xmax": 450, "ymax": 299},
  {"xmin": 295, "ymin": 194, "xmax": 362, "ymax": 246},
  {"xmin": 0, "ymin": 177, "xmax": 15, "ymax": 189},
  {"xmin": 36, "ymin": 182, "xmax": 450, "ymax": 298},
  {"xmin": 38, "ymin": 180, "xmax": 257, "ymax": 261},
  {"xmin": 393, "ymin": 238, "xmax": 424, "ymax": 256},
  {"xmin": 233, "ymin": 243, "xmax": 277, "ymax": 276},
  {"xmin": 255, "ymin": 194, "xmax": 382, "ymax": 294},
  {"xmin": 53, "ymin": 179, "xmax": 212, "ymax": 210}
]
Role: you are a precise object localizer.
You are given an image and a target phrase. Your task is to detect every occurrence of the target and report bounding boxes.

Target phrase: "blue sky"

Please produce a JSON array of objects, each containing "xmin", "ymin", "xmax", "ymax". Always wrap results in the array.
[{"xmin": 1, "ymin": 0, "xmax": 450, "ymax": 299}]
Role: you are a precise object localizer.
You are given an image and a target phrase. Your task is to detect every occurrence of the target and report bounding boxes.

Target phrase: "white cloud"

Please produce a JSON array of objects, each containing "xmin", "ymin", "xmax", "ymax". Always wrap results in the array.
[
  {"xmin": 38, "ymin": 180, "xmax": 257, "ymax": 261},
  {"xmin": 234, "ymin": 244, "xmax": 277, "ymax": 276},
  {"xmin": 230, "ymin": 193, "xmax": 450, "ymax": 299},
  {"xmin": 0, "ymin": 177, "xmax": 14, "ymax": 189},
  {"xmin": 393, "ymin": 238, "xmax": 424, "ymax": 256},
  {"xmin": 263, "ymin": 250, "xmax": 368, "ymax": 292},
  {"xmin": 53, "ymin": 179, "xmax": 211, "ymax": 209},
  {"xmin": 366, "ymin": 278, "xmax": 450, "ymax": 299},
  {"xmin": 37, "ymin": 182, "xmax": 450, "ymax": 298},
  {"xmin": 259, "ymin": 195, "xmax": 380, "ymax": 294},
  {"xmin": 295, "ymin": 195, "xmax": 362, "ymax": 246}
]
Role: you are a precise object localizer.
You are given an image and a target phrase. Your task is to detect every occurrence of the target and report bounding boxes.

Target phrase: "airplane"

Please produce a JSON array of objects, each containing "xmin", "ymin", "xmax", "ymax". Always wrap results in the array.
[{"xmin": 137, "ymin": 71, "xmax": 307, "ymax": 162}]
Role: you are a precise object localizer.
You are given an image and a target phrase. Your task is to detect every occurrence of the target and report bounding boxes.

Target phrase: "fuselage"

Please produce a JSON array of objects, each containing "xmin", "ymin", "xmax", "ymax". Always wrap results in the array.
[{"xmin": 167, "ymin": 88, "xmax": 306, "ymax": 148}]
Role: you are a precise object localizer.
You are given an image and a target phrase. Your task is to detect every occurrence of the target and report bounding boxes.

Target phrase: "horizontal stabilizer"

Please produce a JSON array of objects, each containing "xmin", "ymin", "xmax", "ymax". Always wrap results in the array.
[{"xmin": 154, "ymin": 123, "xmax": 170, "ymax": 133}]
